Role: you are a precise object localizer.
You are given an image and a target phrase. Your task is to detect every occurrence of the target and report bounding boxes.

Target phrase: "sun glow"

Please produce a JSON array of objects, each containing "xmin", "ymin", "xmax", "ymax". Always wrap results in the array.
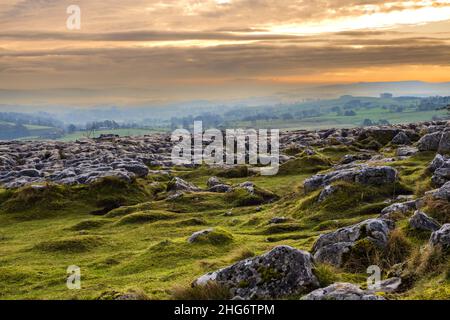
[{"xmin": 269, "ymin": 3, "xmax": 450, "ymax": 35}]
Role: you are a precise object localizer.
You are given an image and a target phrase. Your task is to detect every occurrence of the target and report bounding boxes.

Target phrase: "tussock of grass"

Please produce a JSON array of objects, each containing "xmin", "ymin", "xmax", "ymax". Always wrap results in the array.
[
  {"xmin": 259, "ymin": 223, "xmax": 303, "ymax": 235},
  {"xmin": 2, "ymin": 184, "xmax": 70, "ymax": 215},
  {"xmin": 278, "ymin": 154, "xmax": 332, "ymax": 175},
  {"xmin": 97, "ymin": 289, "xmax": 150, "ymax": 300},
  {"xmin": 423, "ymin": 197, "xmax": 450, "ymax": 225},
  {"xmin": 313, "ymin": 264, "xmax": 342, "ymax": 287},
  {"xmin": 34, "ymin": 235, "xmax": 104, "ymax": 253},
  {"xmin": 217, "ymin": 166, "xmax": 249, "ymax": 178},
  {"xmin": 68, "ymin": 219, "xmax": 108, "ymax": 231},
  {"xmin": 172, "ymin": 282, "xmax": 231, "ymax": 300},
  {"xmin": 225, "ymin": 187, "xmax": 278, "ymax": 207},
  {"xmin": 407, "ymin": 245, "xmax": 448, "ymax": 279},
  {"xmin": 228, "ymin": 248, "xmax": 255, "ymax": 263}
]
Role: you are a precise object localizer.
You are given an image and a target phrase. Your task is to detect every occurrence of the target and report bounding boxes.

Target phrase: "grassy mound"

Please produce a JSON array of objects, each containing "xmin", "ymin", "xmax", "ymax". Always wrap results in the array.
[
  {"xmin": 34, "ymin": 235, "xmax": 104, "ymax": 253},
  {"xmin": 116, "ymin": 211, "xmax": 176, "ymax": 225},
  {"xmin": 68, "ymin": 219, "xmax": 108, "ymax": 231},
  {"xmin": 190, "ymin": 228, "xmax": 234, "ymax": 246},
  {"xmin": 278, "ymin": 154, "xmax": 332, "ymax": 175},
  {"xmin": 105, "ymin": 202, "xmax": 153, "ymax": 218},
  {"xmin": 0, "ymin": 177, "xmax": 152, "ymax": 220}
]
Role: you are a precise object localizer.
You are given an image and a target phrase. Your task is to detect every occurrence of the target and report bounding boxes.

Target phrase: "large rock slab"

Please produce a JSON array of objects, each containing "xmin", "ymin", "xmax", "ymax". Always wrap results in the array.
[
  {"xmin": 409, "ymin": 211, "xmax": 441, "ymax": 232},
  {"xmin": 167, "ymin": 177, "xmax": 201, "ymax": 192},
  {"xmin": 193, "ymin": 246, "xmax": 319, "ymax": 299},
  {"xmin": 304, "ymin": 166, "xmax": 397, "ymax": 193},
  {"xmin": 312, "ymin": 218, "xmax": 395, "ymax": 267},
  {"xmin": 430, "ymin": 224, "xmax": 450, "ymax": 249},
  {"xmin": 301, "ymin": 283, "xmax": 385, "ymax": 300}
]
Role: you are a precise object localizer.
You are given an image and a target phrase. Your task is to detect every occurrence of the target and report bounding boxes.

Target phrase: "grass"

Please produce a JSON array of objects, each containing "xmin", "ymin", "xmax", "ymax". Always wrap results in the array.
[{"xmin": 0, "ymin": 140, "xmax": 448, "ymax": 300}]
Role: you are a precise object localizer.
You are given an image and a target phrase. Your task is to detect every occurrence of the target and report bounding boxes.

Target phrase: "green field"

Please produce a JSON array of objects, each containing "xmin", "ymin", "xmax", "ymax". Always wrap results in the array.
[{"xmin": 234, "ymin": 108, "xmax": 448, "ymax": 131}]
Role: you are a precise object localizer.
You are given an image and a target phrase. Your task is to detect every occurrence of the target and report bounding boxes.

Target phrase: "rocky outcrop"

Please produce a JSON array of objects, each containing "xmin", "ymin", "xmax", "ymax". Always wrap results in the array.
[
  {"xmin": 301, "ymin": 283, "xmax": 385, "ymax": 300},
  {"xmin": 438, "ymin": 130, "xmax": 450, "ymax": 154},
  {"xmin": 430, "ymin": 181, "xmax": 450, "ymax": 201},
  {"xmin": 193, "ymin": 246, "xmax": 319, "ymax": 299},
  {"xmin": 380, "ymin": 200, "xmax": 416, "ymax": 219},
  {"xmin": 428, "ymin": 154, "xmax": 450, "ymax": 187},
  {"xmin": 312, "ymin": 218, "xmax": 395, "ymax": 267},
  {"xmin": 167, "ymin": 177, "xmax": 201, "ymax": 193},
  {"xmin": 0, "ymin": 136, "xmax": 173, "ymax": 188},
  {"xmin": 396, "ymin": 146, "xmax": 418, "ymax": 157},
  {"xmin": 430, "ymin": 224, "xmax": 450, "ymax": 249},
  {"xmin": 409, "ymin": 211, "xmax": 441, "ymax": 232},
  {"xmin": 418, "ymin": 132, "xmax": 442, "ymax": 152},
  {"xmin": 304, "ymin": 166, "xmax": 397, "ymax": 193},
  {"xmin": 392, "ymin": 132, "xmax": 411, "ymax": 145}
]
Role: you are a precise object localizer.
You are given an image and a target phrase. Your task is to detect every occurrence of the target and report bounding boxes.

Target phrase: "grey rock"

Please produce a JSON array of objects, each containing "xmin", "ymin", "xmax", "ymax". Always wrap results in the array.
[
  {"xmin": 207, "ymin": 176, "xmax": 222, "ymax": 188},
  {"xmin": 429, "ymin": 154, "xmax": 446, "ymax": 173},
  {"xmin": 270, "ymin": 217, "xmax": 288, "ymax": 224},
  {"xmin": 312, "ymin": 218, "xmax": 395, "ymax": 267},
  {"xmin": 430, "ymin": 224, "xmax": 450, "ymax": 249},
  {"xmin": 431, "ymin": 181, "xmax": 450, "ymax": 201},
  {"xmin": 418, "ymin": 132, "xmax": 442, "ymax": 152},
  {"xmin": 438, "ymin": 130, "xmax": 450, "ymax": 154},
  {"xmin": 301, "ymin": 283, "xmax": 385, "ymax": 300},
  {"xmin": 392, "ymin": 132, "xmax": 411, "ymax": 145},
  {"xmin": 313, "ymin": 242, "xmax": 354, "ymax": 267},
  {"xmin": 370, "ymin": 277, "xmax": 402, "ymax": 293},
  {"xmin": 396, "ymin": 146, "xmax": 418, "ymax": 157},
  {"xmin": 409, "ymin": 211, "xmax": 441, "ymax": 232},
  {"xmin": 317, "ymin": 185, "xmax": 337, "ymax": 203},
  {"xmin": 18, "ymin": 169, "xmax": 41, "ymax": 178},
  {"xmin": 304, "ymin": 166, "xmax": 397, "ymax": 193},
  {"xmin": 193, "ymin": 246, "xmax": 319, "ymax": 299},
  {"xmin": 115, "ymin": 163, "xmax": 149, "ymax": 177},
  {"xmin": 432, "ymin": 167, "xmax": 450, "ymax": 187},
  {"xmin": 167, "ymin": 177, "xmax": 201, "ymax": 192},
  {"xmin": 380, "ymin": 201, "xmax": 416, "ymax": 219},
  {"xmin": 340, "ymin": 154, "xmax": 371, "ymax": 165},
  {"xmin": 209, "ymin": 184, "xmax": 233, "ymax": 193},
  {"xmin": 188, "ymin": 229, "xmax": 214, "ymax": 243}
]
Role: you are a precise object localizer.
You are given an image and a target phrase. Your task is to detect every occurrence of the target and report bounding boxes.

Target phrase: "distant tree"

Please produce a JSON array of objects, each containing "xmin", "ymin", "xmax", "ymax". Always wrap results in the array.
[
  {"xmin": 344, "ymin": 110, "xmax": 356, "ymax": 116},
  {"xmin": 281, "ymin": 113, "xmax": 294, "ymax": 121},
  {"xmin": 362, "ymin": 119, "xmax": 373, "ymax": 126},
  {"xmin": 67, "ymin": 124, "xmax": 77, "ymax": 133}
]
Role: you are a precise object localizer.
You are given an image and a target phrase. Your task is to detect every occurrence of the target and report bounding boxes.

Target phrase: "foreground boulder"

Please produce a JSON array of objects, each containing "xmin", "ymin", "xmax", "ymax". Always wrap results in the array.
[
  {"xmin": 312, "ymin": 218, "xmax": 394, "ymax": 267},
  {"xmin": 304, "ymin": 166, "xmax": 397, "ymax": 193},
  {"xmin": 193, "ymin": 246, "xmax": 319, "ymax": 299},
  {"xmin": 409, "ymin": 211, "xmax": 441, "ymax": 232},
  {"xmin": 301, "ymin": 283, "xmax": 385, "ymax": 300},
  {"xmin": 430, "ymin": 224, "xmax": 450, "ymax": 249},
  {"xmin": 418, "ymin": 132, "xmax": 442, "ymax": 152}
]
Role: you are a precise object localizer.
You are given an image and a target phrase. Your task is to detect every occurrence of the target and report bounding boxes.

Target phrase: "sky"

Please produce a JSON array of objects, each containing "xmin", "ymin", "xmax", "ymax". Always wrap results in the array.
[{"xmin": 1, "ymin": 0, "xmax": 450, "ymax": 106}]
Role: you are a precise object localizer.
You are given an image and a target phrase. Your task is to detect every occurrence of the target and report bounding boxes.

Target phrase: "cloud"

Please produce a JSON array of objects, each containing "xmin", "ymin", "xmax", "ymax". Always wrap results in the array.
[{"xmin": 0, "ymin": 0, "xmax": 449, "ymax": 104}]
